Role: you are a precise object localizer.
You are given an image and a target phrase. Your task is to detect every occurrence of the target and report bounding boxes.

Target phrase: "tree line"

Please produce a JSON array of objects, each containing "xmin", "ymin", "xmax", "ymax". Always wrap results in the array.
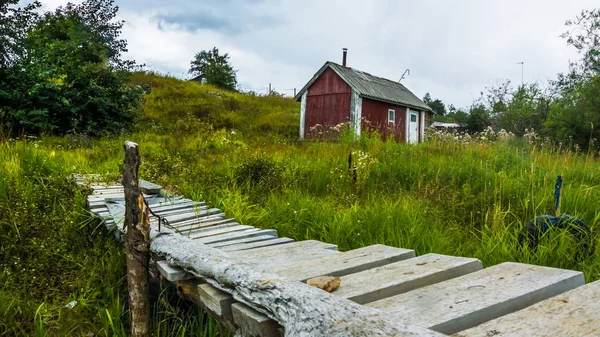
[{"xmin": 423, "ymin": 9, "xmax": 600, "ymax": 150}]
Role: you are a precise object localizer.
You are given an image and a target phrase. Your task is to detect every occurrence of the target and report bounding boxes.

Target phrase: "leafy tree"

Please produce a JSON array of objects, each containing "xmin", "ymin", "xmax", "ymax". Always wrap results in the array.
[
  {"xmin": 544, "ymin": 9, "xmax": 600, "ymax": 150},
  {"xmin": 466, "ymin": 103, "xmax": 490, "ymax": 133},
  {"xmin": 0, "ymin": 0, "xmax": 143, "ymax": 135},
  {"xmin": 423, "ymin": 92, "xmax": 447, "ymax": 116},
  {"xmin": 189, "ymin": 47, "xmax": 237, "ymax": 91},
  {"xmin": 485, "ymin": 81, "xmax": 550, "ymax": 136},
  {"xmin": 562, "ymin": 9, "xmax": 600, "ymax": 75},
  {"xmin": 0, "ymin": 0, "xmax": 40, "ymax": 68}
]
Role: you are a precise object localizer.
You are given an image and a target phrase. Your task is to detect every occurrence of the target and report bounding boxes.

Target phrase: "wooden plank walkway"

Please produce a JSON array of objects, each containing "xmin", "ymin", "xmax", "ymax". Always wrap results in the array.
[{"xmin": 81, "ymin": 179, "xmax": 595, "ymax": 336}]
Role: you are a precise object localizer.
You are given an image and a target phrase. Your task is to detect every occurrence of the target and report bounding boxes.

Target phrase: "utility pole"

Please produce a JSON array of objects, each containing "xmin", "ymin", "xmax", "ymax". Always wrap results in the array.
[
  {"xmin": 517, "ymin": 62, "xmax": 524, "ymax": 87},
  {"xmin": 293, "ymin": 88, "xmax": 296, "ymax": 96},
  {"xmin": 268, "ymin": 83, "xmax": 271, "ymax": 95}
]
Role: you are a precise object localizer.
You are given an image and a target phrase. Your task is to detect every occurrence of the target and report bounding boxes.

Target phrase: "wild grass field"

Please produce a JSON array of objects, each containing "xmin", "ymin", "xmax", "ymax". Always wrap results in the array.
[{"xmin": 1, "ymin": 73, "xmax": 599, "ymax": 336}]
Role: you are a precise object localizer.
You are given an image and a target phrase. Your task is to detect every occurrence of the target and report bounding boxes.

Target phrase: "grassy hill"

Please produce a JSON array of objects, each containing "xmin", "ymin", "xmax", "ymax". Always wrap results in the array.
[{"xmin": 1, "ymin": 73, "xmax": 599, "ymax": 336}]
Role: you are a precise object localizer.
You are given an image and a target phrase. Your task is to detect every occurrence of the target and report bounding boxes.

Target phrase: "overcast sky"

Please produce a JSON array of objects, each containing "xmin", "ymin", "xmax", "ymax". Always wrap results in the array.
[{"xmin": 37, "ymin": 0, "xmax": 598, "ymax": 108}]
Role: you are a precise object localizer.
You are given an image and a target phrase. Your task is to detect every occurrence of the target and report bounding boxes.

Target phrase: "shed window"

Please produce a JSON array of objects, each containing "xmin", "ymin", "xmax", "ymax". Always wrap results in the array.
[{"xmin": 388, "ymin": 109, "xmax": 395, "ymax": 123}]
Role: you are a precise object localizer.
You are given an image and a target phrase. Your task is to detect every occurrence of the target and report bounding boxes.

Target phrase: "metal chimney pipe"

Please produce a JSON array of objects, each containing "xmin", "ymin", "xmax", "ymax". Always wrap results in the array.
[{"xmin": 342, "ymin": 48, "xmax": 348, "ymax": 67}]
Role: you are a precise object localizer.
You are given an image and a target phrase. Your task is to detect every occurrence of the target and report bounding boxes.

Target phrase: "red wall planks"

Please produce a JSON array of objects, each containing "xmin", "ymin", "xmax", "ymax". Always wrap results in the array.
[
  {"xmin": 361, "ymin": 98, "xmax": 407, "ymax": 141},
  {"xmin": 305, "ymin": 68, "xmax": 352, "ymax": 138}
]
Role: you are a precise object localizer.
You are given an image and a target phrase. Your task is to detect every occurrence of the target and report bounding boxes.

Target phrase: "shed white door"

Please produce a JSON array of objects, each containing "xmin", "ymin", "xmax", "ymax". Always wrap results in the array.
[{"xmin": 408, "ymin": 111, "xmax": 419, "ymax": 143}]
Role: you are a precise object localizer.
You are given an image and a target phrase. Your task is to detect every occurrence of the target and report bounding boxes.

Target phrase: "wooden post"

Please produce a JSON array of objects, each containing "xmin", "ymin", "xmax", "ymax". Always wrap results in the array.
[{"xmin": 122, "ymin": 141, "xmax": 150, "ymax": 337}]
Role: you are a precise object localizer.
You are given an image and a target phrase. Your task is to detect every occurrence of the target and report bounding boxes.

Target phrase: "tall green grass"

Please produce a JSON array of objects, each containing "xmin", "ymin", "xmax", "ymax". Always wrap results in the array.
[{"xmin": 2, "ymin": 73, "xmax": 600, "ymax": 334}]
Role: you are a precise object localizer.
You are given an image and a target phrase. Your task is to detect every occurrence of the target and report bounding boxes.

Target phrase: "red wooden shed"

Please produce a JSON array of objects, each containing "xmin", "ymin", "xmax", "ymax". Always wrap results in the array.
[{"xmin": 294, "ymin": 53, "xmax": 433, "ymax": 142}]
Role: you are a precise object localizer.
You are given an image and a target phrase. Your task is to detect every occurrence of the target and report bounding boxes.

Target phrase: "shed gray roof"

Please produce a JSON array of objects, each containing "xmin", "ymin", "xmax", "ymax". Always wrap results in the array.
[{"xmin": 295, "ymin": 61, "xmax": 433, "ymax": 112}]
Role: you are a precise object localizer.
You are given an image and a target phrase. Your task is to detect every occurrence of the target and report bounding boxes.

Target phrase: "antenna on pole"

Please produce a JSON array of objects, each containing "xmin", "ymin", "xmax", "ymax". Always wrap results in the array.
[
  {"xmin": 517, "ymin": 62, "xmax": 524, "ymax": 86},
  {"xmin": 399, "ymin": 69, "xmax": 410, "ymax": 82}
]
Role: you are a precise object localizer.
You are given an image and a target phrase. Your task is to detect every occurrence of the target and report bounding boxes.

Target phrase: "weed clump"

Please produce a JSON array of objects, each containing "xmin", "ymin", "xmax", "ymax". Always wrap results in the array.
[{"xmin": 236, "ymin": 156, "xmax": 282, "ymax": 196}]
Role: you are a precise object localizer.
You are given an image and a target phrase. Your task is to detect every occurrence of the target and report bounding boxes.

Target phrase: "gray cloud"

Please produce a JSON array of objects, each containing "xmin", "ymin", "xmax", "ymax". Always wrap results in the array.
[
  {"xmin": 38, "ymin": 0, "xmax": 600, "ymax": 108},
  {"xmin": 142, "ymin": 0, "xmax": 281, "ymax": 35}
]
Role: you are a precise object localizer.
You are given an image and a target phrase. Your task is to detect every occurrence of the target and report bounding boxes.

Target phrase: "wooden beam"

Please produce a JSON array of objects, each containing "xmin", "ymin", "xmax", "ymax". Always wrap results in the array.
[
  {"xmin": 122, "ymin": 141, "xmax": 150, "ymax": 337},
  {"xmin": 150, "ymin": 230, "xmax": 445, "ymax": 337}
]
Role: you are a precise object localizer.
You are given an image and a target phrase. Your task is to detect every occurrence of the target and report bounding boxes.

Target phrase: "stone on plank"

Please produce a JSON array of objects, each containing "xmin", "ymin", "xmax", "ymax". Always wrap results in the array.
[{"xmin": 307, "ymin": 276, "xmax": 341, "ymax": 293}]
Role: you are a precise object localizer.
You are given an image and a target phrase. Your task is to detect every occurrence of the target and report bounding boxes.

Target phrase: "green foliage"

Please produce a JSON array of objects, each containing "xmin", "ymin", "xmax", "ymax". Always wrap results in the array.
[
  {"xmin": 131, "ymin": 71, "xmax": 299, "ymax": 139},
  {"xmin": 189, "ymin": 47, "xmax": 237, "ymax": 91},
  {"xmin": 466, "ymin": 103, "xmax": 490, "ymax": 132},
  {"xmin": 545, "ymin": 76, "xmax": 600, "ymax": 149},
  {"xmin": 423, "ymin": 92, "xmax": 447, "ymax": 116},
  {"xmin": 562, "ymin": 8, "xmax": 600, "ymax": 75},
  {"xmin": 487, "ymin": 81, "xmax": 550, "ymax": 137},
  {"xmin": 0, "ymin": 0, "xmax": 143, "ymax": 136},
  {"xmin": 236, "ymin": 155, "xmax": 282, "ymax": 197}
]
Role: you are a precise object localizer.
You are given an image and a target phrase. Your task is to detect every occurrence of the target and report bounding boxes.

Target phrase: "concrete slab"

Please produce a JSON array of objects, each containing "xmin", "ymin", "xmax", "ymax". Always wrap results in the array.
[
  {"xmin": 333, "ymin": 253, "xmax": 482, "ymax": 304},
  {"xmin": 453, "ymin": 280, "xmax": 600, "ymax": 337},
  {"xmin": 367, "ymin": 262, "xmax": 585, "ymax": 335},
  {"xmin": 273, "ymin": 244, "xmax": 415, "ymax": 281}
]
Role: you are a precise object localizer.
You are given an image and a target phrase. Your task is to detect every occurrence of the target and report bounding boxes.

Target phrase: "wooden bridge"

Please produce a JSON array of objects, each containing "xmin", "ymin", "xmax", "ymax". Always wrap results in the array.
[{"xmin": 79, "ymin": 177, "xmax": 600, "ymax": 336}]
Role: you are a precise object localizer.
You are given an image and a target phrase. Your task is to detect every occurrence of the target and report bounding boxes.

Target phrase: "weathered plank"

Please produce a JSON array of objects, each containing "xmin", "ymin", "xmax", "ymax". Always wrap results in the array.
[
  {"xmin": 172, "ymin": 218, "xmax": 238, "ymax": 231},
  {"xmin": 333, "ymin": 253, "xmax": 482, "ymax": 304},
  {"xmin": 177, "ymin": 223, "xmax": 240, "ymax": 236},
  {"xmin": 220, "ymin": 238, "xmax": 294, "ymax": 252},
  {"xmin": 175, "ymin": 280, "xmax": 237, "ymax": 332},
  {"xmin": 229, "ymin": 240, "xmax": 339, "ymax": 269},
  {"xmin": 150, "ymin": 203, "xmax": 205, "ymax": 215},
  {"xmin": 232, "ymin": 303, "xmax": 283, "ymax": 337},
  {"xmin": 187, "ymin": 225, "xmax": 256, "ymax": 239},
  {"xmin": 194, "ymin": 229, "xmax": 277, "ymax": 245},
  {"xmin": 453, "ymin": 279, "xmax": 600, "ymax": 337},
  {"xmin": 208, "ymin": 234, "xmax": 280, "ymax": 248},
  {"xmin": 273, "ymin": 244, "xmax": 415, "ymax": 281},
  {"xmin": 367, "ymin": 262, "xmax": 585, "ymax": 335},
  {"xmin": 157, "ymin": 208, "xmax": 222, "ymax": 224},
  {"xmin": 150, "ymin": 229, "xmax": 445, "ymax": 337},
  {"xmin": 156, "ymin": 260, "xmax": 194, "ymax": 282},
  {"xmin": 139, "ymin": 179, "xmax": 162, "ymax": 194}
]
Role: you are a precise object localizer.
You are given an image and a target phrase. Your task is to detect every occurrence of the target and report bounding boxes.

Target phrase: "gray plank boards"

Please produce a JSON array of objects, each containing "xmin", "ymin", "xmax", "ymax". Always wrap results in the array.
[
  {"xmin": 140, "ymin": 179, "xmax": 162, "ymax": 194},
  {"xmin": 193, "ymin": 229, "xmax": 276, "ymax": 245},
  {"xmin": 220, "ymin": 238, "xmax": 294, "ymax": 252},
  {"xmin": 453, "ymin": 280, "xmax": 600, "ymax": 337},
  {"xmin": 273, "ymin": 244, "xmax": 415, "ymax": 281},
  {"xmin": 367, "ymin": 262, "xmax": 585, "ymax": 335},
  {"xmin": 229, "ymin": 240, "xmax": 339, "ymax": 270},
  {"xmin": 232, "ymin": 303, "xmax": 283, "ymax": 337},
  {"xmin": 333, "ymin": 253, "xmax": 482, "ymax": 304},
  {"xmin": 187, "ymin": 225, "xmax": 256, "ymax": 239},
  {"xmin": 173, "ymin": 218, "xmax": 238, "ymax": 231},
  {"xmin": 208, "ymin": 235, "xmax": 282, "ymax": 248},
  {"xmin": 156, "ymin": 260, "xmax": 194, "ymax": 281}
]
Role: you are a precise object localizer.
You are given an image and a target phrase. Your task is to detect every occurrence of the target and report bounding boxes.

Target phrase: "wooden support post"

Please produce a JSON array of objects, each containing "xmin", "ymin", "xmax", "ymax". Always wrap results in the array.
[{"xmin": 123, "ymin": 141, "xmax": 151, "ymax": 337}]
